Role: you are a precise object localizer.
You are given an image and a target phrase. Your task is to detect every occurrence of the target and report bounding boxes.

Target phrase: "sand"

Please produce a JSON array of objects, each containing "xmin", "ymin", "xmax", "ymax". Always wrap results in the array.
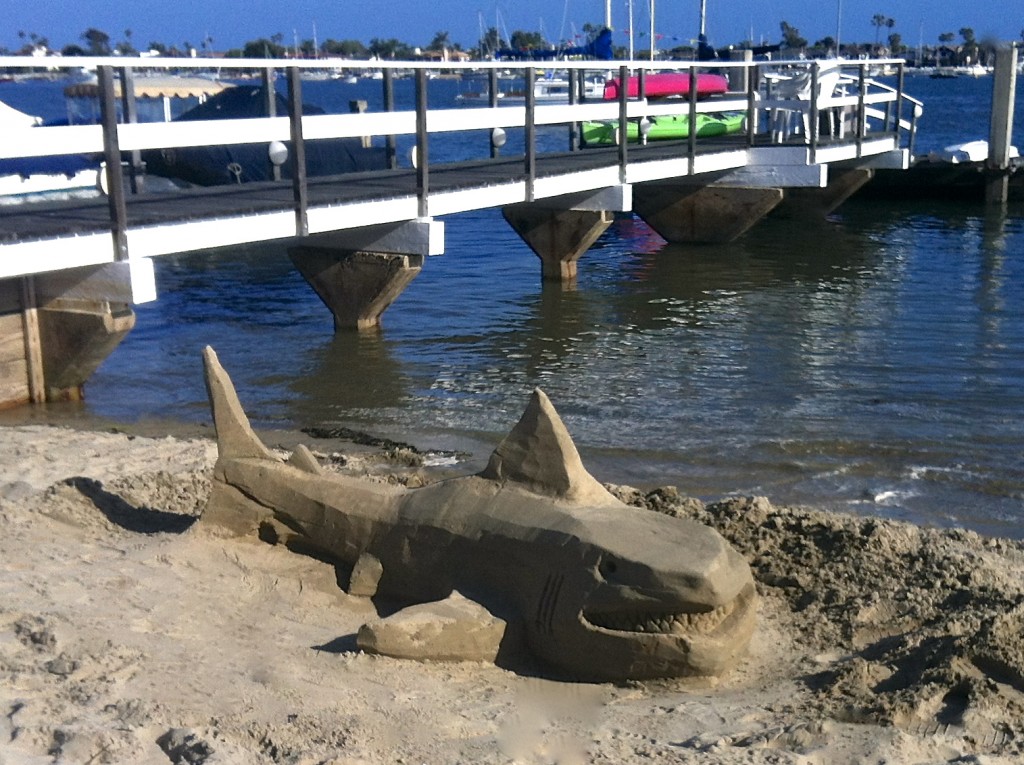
[{"xmin": 0, "ymin": 423, "xmax": 1022, "ymax": 764}]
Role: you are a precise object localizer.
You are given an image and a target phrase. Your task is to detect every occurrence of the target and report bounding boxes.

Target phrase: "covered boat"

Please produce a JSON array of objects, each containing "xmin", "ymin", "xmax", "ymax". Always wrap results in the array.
[{"xmin": 141, "ymin": 85, "xmax": 387, "ymax": 186}]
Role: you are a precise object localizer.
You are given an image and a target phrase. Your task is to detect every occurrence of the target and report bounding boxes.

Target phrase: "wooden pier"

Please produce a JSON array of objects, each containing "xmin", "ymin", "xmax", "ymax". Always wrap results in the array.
[{"xmin": 0, "ymin": 54, "xmax": 918, "ymax": 406}]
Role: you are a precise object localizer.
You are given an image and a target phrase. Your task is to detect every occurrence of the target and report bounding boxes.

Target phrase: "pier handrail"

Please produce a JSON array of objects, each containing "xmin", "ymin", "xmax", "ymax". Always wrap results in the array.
[{"xmin": 1, "ymin": 54, "xmax": 915, "ymax": 266}]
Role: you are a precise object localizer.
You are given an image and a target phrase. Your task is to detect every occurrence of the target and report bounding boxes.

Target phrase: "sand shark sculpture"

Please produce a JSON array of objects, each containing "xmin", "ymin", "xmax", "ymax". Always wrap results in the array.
[{"xmin": 202, "ymin": 346, "xmax": 756, "ymax": 680}]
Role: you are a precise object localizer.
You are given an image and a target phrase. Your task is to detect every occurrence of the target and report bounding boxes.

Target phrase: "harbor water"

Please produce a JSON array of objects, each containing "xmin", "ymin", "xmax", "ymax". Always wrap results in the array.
[{"xmin": 2, "ymin": 72, "xmax": 1022, "ymax": 538}]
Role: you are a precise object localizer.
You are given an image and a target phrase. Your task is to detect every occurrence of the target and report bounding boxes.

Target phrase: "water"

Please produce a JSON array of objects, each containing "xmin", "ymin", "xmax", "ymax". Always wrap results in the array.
[{"xmin": 3, "ymin": 72, "xmax": 1023, "ymax": 538}]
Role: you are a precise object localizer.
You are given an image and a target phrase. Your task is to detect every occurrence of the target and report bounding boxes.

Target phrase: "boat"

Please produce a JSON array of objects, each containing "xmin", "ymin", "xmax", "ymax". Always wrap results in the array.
[
  {"xmin": 602, "ymin": 72, "xmax": 729, "ymax": 100},
  {"xmin": 858, "ymin": 140, "xmax": 1023, "ymax": 201},
  {"xmin": 140, "ymin": 85, "xmax": 387, "ymax": 186},
  {"xmin": 581, "ymin": 112, "xmax": 745, "ymax": 145},
  {"xmin": 0, "ymin": 99, "xmax": 100, "ymax": 203},
  {"xmin": 456, "ymin": 74, "xmax": 606, "ymax": 104}
]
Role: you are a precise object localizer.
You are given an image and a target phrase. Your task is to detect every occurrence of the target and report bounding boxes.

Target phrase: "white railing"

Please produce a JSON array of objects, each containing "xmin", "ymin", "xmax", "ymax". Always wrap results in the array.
[{"xmin": 0, "ymin": 54, "xmax": 918, "ymax": 258}]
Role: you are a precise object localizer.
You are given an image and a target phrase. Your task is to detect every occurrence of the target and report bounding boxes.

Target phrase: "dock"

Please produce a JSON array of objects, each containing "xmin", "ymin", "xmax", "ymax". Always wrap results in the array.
[{"xmin": 0, "ymin": 54, "xmax": 919, "ymax": 406}]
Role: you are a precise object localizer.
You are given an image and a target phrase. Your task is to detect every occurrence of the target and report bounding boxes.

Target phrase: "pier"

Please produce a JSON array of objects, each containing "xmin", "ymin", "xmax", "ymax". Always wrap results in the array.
[{"xmin": 0, "ymin": 54, "xmax": 918, "ymax": 406}]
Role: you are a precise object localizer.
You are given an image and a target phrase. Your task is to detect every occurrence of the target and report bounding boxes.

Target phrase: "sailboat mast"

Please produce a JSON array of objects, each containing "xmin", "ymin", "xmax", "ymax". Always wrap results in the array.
[
  {"xmin": 649, "ymin": 0, "xmax": 655, "ymax": 60},
  {"xmin": 699, "ymin": 0, "xmax": 707, "ymax": 36},
  {"xmin": 628, "ymin": 0, "xmax": 634, "ymax": 59},
  {"xmin": 605, "ymin": 0, "xmax": 612, "ymax": 29}
]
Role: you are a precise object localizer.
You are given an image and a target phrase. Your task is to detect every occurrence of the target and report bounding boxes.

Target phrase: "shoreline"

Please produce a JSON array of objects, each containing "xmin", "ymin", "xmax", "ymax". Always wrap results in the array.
[{"xmin": 1, "ymin": 421, "xmax": 1022, "ymax": 763}]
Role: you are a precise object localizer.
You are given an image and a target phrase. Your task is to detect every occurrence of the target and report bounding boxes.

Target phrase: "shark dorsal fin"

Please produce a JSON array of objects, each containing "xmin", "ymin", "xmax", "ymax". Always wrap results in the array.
[
  {"xmin": 288, "ymin": 444, "xmax": 324, "ymax": 474},
  {"xmin": 481, "ymin": 388, "xmax": 616, "ymax": 504},
  {"xmin": 203, "ymin": 346, "xmax": 278, "ymax": 462}
]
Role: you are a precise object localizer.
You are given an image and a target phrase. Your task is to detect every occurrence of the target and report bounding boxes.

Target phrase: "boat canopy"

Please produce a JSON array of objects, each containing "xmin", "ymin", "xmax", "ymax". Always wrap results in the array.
[
  {"xmin": 63, "ymin": 76, "xmax": 234, "ymax": 124},
  {"xmin": 63, "ymin": 75, "xmax": 232, "ymax": 100}
]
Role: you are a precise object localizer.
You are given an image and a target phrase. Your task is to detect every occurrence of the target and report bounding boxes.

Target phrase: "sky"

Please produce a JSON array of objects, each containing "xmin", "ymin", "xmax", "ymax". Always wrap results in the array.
[{"xmin": 4, "ymin": 0, "xmax": 1019, "ymax": 55}]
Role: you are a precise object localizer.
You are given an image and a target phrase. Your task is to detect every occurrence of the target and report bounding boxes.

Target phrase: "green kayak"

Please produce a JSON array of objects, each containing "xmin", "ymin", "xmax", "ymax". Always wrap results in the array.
[{"xmin": 582, "ymin": 112, "xmax": 746, "ymax": 145}]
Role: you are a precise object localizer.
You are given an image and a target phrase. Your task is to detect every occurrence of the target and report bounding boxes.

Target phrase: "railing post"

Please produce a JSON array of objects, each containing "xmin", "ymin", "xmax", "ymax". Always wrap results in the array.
[
  {"xmin": 117, "ymin": 66, "xmax": 144, "ymax": 194},
  {"xmin": 525, "ymin": 67, "xmax": 537, "ymax": 202},
  {"xmin": 262, "ymin": 68, "xmax": 280, "ymax": 181},
  {"xmin": 98, "ymin": 65, "xmax": 128, "ymax": 262},
  {"xmin": 747, "ymin": 63, "xmax": 758, "ymax": 147},
  {"xmin": 892, "ymin": 62, "xmax": 905, "ymax": 134},
  {"xmin": 687, "ymin": 67, "xmax": 698, "ymax": 173},
  {"xmin": 489, "ymin": 69, "xmax": 501, "ymax": 157},
  {"xmin": 809, "ymin": 63, "xmax": 820, "ymax": 164},
  {"xmin": 618, "ymin": 64, "xmax": 629, "ymax": 181},
  {"xmin": 383, "ymin": 69, "xmax": 397, "ymax": 169},
  {"xmin": 415, "ymin": 67, "xmax": 429, "ymax": 217},
  {"xmin": 568, "ymin": 68, "xmax": 579, "ymax": 151},
  {"xmin": 287, "ymin": 67, "xmax": 308, "ymax": 236},
  {"xmin": 856, "ymin": 63, "xmax": 867, "ymax": 158}
]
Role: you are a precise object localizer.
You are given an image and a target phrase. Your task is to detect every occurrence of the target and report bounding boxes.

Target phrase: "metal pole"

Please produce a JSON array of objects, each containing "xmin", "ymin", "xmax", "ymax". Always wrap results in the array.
[
  {"xmin": 525, "ymin": 68, "xmax": 537, "ymax": 202},
  {"xmin": 262, "ymin": 68, "xmax": 280, "ymax": 181},
  {"xmin": 415, "ymin": 68, "xmax": 429, "ymax": 217},
  {"xmin": 618, "ymin": 65, "xmax": 629, "ymax": 180},
  {"xmin": 287, "ymin": 67, "xmax": 308, "ymax": 236},
  {"xmin": 118, "ymin": 67, "xmax": 143, "ymax": 194},
  {"xmin": 98, "ymin": 66, "xmax": 128, "ymax": 262},
  {"xmin": 836, "ymin": 0, "xmax": 842, "ymax": 55},
  {"xmin": 384, "ymin": 69, "xmax": 397, "ymax": 169}
]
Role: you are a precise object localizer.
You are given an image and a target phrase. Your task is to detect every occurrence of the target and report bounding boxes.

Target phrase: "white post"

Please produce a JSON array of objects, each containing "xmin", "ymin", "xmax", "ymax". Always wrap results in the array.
[{"xmin": 649, "ymin": 0, "xmax": 655, "ymax": 61}]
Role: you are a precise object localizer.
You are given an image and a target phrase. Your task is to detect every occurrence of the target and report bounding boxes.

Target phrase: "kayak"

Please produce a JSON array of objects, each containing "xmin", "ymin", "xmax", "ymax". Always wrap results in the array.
[
  {"xmin": 602, "ymin": 72, "xmax": 729, "ymax": 100},
  {"xmin": 581, "ymin": 112, "xmax": 745, "ymax": 145}
]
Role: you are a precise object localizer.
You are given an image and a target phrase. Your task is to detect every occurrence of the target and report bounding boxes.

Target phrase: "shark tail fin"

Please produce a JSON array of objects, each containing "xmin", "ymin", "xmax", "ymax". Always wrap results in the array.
[
  {"xmin": 480, "ymin": 388, "xmax": 616, "ymax": 505},
  {"xmin": 203, "ymin": 346, "xmax": 278, "ymax": 462}
]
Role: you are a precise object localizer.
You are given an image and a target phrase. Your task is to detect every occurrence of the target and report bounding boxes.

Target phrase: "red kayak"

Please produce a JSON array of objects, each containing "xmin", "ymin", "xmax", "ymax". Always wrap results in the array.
[{"xmin": 603, "ymin": 72, "xmax": 729, "ymax": 100}]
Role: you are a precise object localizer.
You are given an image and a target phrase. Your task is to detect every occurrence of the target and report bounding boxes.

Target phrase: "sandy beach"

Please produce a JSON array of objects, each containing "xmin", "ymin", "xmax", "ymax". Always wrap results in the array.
[{"xmin": 1, "ymin": 422, "xmax": 1022, "ymax": 764}]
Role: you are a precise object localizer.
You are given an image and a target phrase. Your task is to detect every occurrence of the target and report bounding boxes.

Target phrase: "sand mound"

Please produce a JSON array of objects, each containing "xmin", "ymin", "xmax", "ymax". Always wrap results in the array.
[{"xmin": 0, "ymin": 425, "xmax": 1021, "ymax": 763}]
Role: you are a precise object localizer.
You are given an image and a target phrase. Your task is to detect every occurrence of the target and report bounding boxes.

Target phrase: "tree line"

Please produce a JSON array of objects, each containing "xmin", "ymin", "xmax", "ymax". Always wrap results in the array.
[{"xmin": 6, "ymin": 22, "xmax": 1023, "ymax": 65}]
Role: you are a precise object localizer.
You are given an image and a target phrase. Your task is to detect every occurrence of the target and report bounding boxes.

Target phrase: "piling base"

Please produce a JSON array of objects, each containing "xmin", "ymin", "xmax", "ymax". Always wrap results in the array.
[
  {"xmin": 289, "ymin": 246, "xmax": 423, "ymax": 331},
  {"xmin": 633, "ymin": 184, "xmax": 784, "ymax": 244},
  {"xmin": 37, "ymin": 299, "xmax": 135, "ymax": 401},
  {"xmin": 0, "ymin": 277, "xmax": 135, "ymax": 408},
  {"xmin": 501, "ymin": 205, "xmax": 614, "ymax": 283},
  {"xmin": 774, "ymin": 168, "xmax": 874, "ymax": 219}
]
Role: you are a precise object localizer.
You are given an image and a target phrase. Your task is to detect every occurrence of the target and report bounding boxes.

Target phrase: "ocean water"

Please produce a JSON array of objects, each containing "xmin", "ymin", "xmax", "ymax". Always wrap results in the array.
[{"xmin": 2, "ymin": 72, "xmax": 1023, "ymax": 538}]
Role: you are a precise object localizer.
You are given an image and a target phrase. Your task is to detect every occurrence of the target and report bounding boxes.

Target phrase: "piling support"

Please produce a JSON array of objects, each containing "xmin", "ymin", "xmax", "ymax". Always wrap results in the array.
[
  {"xmin": 986, "ymin": 45, "xmax": 1019, "ymax": 205},
  {"xmin": 632, "ymin": 184, "xmax": 783, "ymax": 244},
  {"xmin": 1, "ymin": 274, "xmax": 138, "ymax": 408},
  {"xmin": 501, "ymin": 205, "xmax": 614, "ymax": 283},
  {"xmin": 774, "ymin": 167, "xmax": 874, "ymax": 219},
  {"xmin": 289, "ymin": 247, "xmax": 423, "ymax": 331},
  {"xmin": 36, "ymin": 300, "xmax": 135, "ymax": 401}
]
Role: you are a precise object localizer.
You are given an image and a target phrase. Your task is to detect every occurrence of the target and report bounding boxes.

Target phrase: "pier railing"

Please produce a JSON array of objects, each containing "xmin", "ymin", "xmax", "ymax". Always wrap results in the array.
[{"xmin": 0, "ymin": 54, "xmax": 917, "ymax": 264}]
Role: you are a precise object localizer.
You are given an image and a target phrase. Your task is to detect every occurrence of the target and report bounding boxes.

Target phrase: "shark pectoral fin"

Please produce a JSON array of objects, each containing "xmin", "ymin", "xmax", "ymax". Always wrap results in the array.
[
  {"xmin": 348, "ymin": 552, "xmax": 384, "ymax": 597},
  {"xmin": 480, "ymin": 387, "xmax": 616, "ymax": 505},
  {"xmin": 287, "ymin": 444, "xmax": 323, "ymax": 474},
  {"xmin": 355, "ymin": 591, "xmax": 507, "ymax": 663}
]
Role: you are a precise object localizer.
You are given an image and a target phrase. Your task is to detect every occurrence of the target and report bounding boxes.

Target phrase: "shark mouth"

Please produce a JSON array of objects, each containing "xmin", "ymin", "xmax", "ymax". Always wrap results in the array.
[{"xmin": 583, "ymin": 600, "xmax": 737, "ymax": 636}]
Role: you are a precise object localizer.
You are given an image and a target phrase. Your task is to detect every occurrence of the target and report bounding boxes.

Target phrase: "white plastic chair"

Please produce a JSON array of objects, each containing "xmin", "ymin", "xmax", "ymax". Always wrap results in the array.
[{"xmin": 767, "ymin": 65, "xmax": 843, "ymax": 142}]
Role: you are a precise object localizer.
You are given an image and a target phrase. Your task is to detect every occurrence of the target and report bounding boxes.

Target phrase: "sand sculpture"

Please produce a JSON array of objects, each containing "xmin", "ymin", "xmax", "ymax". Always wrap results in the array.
[{"xmin": 201, "ymin": 346, "xmax": 756, "ymax": 680}]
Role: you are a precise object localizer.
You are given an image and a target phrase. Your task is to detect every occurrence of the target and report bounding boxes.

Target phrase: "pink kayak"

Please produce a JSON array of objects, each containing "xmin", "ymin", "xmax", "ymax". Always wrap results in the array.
[{"xmin": 603, "ymin": 72, "xmax": 729, "ymax": 100}]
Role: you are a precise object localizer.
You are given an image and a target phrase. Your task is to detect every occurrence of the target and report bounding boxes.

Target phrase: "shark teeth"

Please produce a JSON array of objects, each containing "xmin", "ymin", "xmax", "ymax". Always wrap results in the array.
[{"xmin": 584, "ymin": 601, "xmax": 735, "ymax": 636}]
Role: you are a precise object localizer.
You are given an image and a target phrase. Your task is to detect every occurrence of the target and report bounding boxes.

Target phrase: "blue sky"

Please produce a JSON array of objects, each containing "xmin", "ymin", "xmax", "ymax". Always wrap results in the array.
[{"xmin": 5, "ymin": 1, "xmax": 1018, "ymax": 54}]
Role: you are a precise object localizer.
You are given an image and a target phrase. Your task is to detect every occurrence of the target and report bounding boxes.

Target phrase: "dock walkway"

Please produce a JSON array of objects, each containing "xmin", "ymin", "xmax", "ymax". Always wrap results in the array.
[{"xmin": 0, "ymin": 54, "xmax": 917, "ymax": 405}]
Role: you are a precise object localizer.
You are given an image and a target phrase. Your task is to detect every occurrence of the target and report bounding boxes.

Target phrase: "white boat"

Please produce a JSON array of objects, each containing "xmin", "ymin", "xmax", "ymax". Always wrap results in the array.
[
  {"xmin": 457, "ymin": 74, "xmax": 606, "ymax": 103},
  {"xmin": 0, "ymin": 100, "xmax": 99, "ymax": 203}
]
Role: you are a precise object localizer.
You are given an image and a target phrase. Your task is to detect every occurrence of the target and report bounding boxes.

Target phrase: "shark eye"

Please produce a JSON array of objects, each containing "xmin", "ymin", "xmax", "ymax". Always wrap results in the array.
[{"xmin": 598, "ymin": 558, "xmax": 618, "ymax": 577}]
